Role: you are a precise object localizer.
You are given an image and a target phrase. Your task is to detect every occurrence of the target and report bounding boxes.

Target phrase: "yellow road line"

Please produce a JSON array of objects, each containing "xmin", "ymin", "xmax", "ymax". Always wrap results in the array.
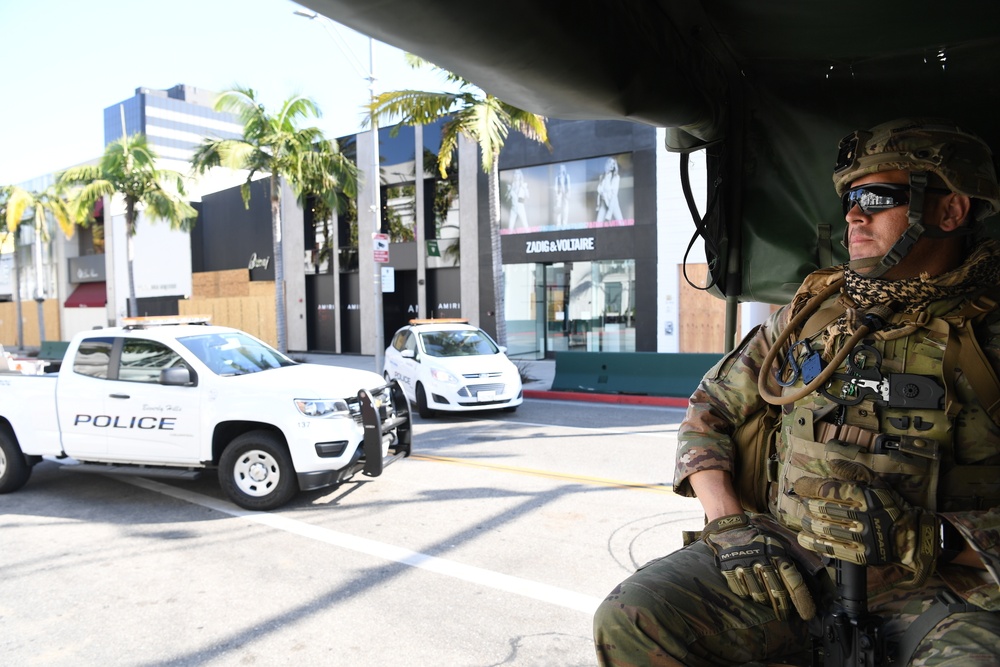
[{"xmin": 411, "ymin": 454, "xmax": 674, "ymax": 494}]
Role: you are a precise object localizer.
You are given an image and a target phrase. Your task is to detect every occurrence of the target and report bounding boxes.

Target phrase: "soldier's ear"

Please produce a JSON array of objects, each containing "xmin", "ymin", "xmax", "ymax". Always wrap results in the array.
[{"xmin": 938, "ymin": 193, "xmax": 971, "ymax": 232}]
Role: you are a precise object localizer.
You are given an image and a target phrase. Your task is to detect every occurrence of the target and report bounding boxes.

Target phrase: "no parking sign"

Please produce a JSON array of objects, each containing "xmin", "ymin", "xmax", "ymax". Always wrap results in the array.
[{"xmin": 373, "ymin": 233, "xmax": 389, "ymax": 263}]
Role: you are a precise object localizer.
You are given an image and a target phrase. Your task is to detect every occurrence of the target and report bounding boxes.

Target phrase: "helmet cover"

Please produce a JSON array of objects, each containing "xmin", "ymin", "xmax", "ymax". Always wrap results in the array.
[{"xmin": 833, "ymin": 117, "xmax": 1000, "ymax": 220}]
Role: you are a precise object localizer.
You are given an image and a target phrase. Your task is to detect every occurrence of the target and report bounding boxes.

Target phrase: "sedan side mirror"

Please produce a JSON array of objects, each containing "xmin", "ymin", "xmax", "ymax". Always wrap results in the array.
[{"xmin": 401, "ymin": 349, "xmax": 416, "ymax": 360}]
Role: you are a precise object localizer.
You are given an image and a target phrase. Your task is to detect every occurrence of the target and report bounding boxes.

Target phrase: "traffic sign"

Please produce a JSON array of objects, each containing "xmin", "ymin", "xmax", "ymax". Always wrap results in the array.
[{"xmin": 373, "ymin": 233, "xmax": 389, "ymax": 263}]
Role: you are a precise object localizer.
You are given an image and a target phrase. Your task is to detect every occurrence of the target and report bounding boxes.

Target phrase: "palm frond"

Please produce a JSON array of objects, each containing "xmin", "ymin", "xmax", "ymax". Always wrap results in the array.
[
  {"xmin": 144, "ymin": 190, "xmax": 198, "ymax": 231},
  {"xmin": 69, "ymin": 181, "xmax": 115, "ymax": 222},
  {"xmin": 213, "ymin": 87, "xmax": 264, "ymax": 124},
  {"xmin": 49, "ymin": 198, "xmax": 76, "ymax": 239},
  {"xmin": 217, "ymin": 140, "xmax": 260, "ymax": 171},
  {"xmin": 59, "ymin": 164, "xmax": 103, "ymax": 184},
  {"xmin": 277, "ymin": 95, "xmax": 321, "ymax": 130},
  {"xmin": 402, "ymin": 53, "xmax": 476, "ymax": 89},
  {"xmin": 367, "ymin": 90, "xmax": 461, "ymax": 129},
  {"xmin": 5, "ymin": 188, "xmax": 32, "ymax": 233}
]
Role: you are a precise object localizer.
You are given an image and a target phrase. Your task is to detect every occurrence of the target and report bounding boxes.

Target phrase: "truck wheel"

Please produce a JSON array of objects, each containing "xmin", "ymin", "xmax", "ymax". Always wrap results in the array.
[
  {"xmin": 416, "ymin": 383, "xmax": 434, "ymax": 419},
  {"xmin": 218, "ymin": 431, "xmax": 297, "ymax": 511},
  {"xmin": 0, "ymin": 428, "xmax": 32, "ymax": 494}
]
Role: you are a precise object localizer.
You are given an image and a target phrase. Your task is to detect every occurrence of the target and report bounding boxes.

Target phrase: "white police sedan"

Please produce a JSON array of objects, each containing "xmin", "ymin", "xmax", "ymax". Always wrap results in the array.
[{"xmin": 383, "ymin": 319, "xmax": 523, "ymax": 418}]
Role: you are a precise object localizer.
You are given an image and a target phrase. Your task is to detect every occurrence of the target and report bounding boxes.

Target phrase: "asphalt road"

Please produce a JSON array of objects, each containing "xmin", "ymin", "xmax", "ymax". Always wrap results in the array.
[{"xmin": 0, "ymin": 398, "xmax": 704, "ymax": 667}]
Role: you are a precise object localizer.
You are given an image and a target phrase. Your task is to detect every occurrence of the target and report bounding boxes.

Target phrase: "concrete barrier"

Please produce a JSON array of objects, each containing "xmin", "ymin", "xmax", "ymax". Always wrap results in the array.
[{"xmin": 551, "ymin": 351, "xmax": 721, "ymax": 398}]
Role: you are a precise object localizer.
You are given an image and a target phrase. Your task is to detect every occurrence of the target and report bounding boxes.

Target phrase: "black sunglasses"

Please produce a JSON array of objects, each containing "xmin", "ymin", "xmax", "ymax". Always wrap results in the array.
[{"xmin": 842, "ymin": 183, "xmax": 951, "ymax": 216}]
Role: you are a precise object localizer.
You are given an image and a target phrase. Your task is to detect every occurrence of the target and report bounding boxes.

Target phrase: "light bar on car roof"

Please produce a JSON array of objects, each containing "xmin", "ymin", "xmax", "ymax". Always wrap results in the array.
[
  {"xmin": 121, "ymin": 315, "xmax": 212, "ymax": 329},
  {"xmin": 408, "ymin": 318, "xmax": 469, "ymax": 325}
]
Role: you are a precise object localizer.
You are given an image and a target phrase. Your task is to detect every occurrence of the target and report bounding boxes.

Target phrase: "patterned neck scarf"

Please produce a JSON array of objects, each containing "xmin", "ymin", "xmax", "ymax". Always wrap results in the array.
[
  {"xmin": 844, "ymin": 237, "xmax": 1000, "ymax": 312},
  {"xmin": 823, "ymin": 238, "xmax": 1000, "ymax": 343}
]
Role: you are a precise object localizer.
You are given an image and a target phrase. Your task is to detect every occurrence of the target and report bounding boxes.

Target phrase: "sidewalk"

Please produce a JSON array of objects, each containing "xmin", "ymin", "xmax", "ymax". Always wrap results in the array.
[{"xmin": 293, "ymin": 352, "xmax": 688, "ymax": 407}]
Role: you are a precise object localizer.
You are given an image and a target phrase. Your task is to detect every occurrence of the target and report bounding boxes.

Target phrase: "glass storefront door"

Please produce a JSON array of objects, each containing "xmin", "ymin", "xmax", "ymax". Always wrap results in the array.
[
  {"xmin": 545, "ymin": 264, "xmax": 571, "ymax": 355},
  {"xmin": 504, "ymin": 260, "xmax": 635, "ymax": 360}
]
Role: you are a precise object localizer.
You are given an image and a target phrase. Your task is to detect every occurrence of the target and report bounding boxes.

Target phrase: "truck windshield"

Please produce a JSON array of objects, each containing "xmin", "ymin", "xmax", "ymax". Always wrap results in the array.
[{"xmin": 178, "ymin": 333, "xmax": 296, "ymax": 376}]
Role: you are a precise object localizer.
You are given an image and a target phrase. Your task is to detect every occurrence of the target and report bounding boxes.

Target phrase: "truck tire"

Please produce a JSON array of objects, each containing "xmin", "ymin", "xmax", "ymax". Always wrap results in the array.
[
  {"xmin": 218, "ymin": 431, "xmax": 298, "ymax": 511},
  {"xmin": 415, "ymin": 383, "xmax": 434, "ymax": 419},
  {"xmin": 0, "ymin": 428, "xmax": 32, "ymax": 494}
]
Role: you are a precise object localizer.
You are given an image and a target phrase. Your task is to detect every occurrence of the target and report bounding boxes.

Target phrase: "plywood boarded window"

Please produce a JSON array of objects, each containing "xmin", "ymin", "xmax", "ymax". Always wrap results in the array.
[{"xmin": 678, "ymin": 263, "xmax": 729, "ymax": 353}]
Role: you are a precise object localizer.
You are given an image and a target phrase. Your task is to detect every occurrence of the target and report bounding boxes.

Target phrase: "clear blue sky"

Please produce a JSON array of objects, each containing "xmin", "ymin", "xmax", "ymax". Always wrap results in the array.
[{"xmin": 0, "ymin": 0, "xmax": 456, "ymax": 185}]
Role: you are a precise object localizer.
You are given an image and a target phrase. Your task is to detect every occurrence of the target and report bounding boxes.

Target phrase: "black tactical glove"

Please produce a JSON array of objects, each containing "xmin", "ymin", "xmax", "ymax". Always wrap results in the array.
[{"xmin": 702, "ymin": 512, "xmax": 817, "ymax": 621}]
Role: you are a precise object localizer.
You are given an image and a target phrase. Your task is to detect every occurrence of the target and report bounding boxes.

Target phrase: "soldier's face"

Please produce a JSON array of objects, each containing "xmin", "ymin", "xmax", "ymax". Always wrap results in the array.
[{"xmin": 844, "ymin": 169, "xmax": 912, "ymax": 266}]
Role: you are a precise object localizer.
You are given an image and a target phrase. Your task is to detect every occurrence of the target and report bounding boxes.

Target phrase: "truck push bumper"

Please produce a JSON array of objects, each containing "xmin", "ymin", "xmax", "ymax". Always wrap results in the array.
[
  {"xmin": 360, "ymin": 380, "xmax": 412, "ymax": 477},
  {"xmin": 296, "ymin": 381, "xmax": 412, "ymax": 491}
]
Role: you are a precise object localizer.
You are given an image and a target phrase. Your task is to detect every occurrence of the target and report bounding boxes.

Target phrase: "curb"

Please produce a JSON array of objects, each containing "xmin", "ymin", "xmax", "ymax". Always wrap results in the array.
[{"xmin": 523, "ymin": 388, "xmax": 689, "ymax": 408}]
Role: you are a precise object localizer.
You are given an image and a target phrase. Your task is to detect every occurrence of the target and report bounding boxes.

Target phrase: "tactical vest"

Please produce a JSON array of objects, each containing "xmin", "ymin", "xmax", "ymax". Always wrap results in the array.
[{"xmin": 759, "ymin": 270, "xmax": 1000, "ymax": 531}]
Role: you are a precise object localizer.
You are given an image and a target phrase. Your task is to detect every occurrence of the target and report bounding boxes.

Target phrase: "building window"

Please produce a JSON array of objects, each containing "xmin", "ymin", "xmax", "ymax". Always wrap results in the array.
[
  {"xmin": 498, "ymin": 154, "xmax": 635, "ymax": 235},
  {"xmin": 503, "ymin": 259, "xmax": 635, "ymax": 360}
]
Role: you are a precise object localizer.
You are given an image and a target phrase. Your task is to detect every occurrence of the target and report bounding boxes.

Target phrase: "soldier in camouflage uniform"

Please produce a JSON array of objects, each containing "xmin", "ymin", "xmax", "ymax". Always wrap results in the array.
[{"xmin": 593, "ymin": 118, "xmax": 1000, "ymax": 666}]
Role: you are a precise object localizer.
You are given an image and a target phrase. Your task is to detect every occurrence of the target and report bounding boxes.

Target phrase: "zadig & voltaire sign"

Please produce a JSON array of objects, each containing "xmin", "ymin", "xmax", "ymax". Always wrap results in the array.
[{"xmin": 525, "ymin": 237, "xmax": 595, "ymax": 254}]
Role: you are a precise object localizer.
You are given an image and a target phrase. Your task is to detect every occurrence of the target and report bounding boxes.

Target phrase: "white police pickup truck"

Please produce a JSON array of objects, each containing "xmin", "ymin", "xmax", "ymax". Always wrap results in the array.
[{"xmin": 0, "ymin": 317, "xmax": 411, "ymax": 510}]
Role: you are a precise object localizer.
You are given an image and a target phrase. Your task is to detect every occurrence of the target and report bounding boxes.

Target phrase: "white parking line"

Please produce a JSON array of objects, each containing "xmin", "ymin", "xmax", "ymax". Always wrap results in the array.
[{"xmin": 122, "ymin": 476, "xmax": 603, "ymax": 614}]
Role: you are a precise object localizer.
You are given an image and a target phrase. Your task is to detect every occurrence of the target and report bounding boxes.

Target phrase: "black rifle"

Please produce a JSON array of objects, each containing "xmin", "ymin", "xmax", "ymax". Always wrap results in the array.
[{"xmin": 814, "ymin": 561, "xmax": 890, "ymax": 666}]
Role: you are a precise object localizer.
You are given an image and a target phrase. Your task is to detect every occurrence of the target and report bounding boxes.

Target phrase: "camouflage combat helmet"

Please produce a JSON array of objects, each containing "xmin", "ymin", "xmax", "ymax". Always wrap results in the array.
[
  {"xmin": 834, "ymin": 117, "xmax": 1000, "ymax": 220},
  {"xmin": 833, "ymin": 118, "xmax": 1000, "ymax": 277}
]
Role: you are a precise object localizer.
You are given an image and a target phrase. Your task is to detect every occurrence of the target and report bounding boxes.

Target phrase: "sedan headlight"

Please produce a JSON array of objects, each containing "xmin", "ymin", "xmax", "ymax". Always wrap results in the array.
[
  {"xmin": 429, "ymin": 367, "xmax": 459, "ymax": 384},
  {"xmin": 294, "ymin": 398, "xmax": 351, "ymax": 418}
]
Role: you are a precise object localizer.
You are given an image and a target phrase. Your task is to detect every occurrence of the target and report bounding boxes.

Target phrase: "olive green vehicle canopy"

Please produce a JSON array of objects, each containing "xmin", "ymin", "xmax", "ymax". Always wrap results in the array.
[{"xmin": 298, "ymin": 0, "xmax": 1000, "ymax": 305}]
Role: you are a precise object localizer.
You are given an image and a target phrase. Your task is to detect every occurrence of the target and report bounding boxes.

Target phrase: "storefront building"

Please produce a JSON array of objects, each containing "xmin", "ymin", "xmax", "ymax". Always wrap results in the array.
[
  {"xmin": 491, "ymin": 120, "xmax": 657, "ymax": 358},
  {"xmin": 6, "ymin": 107, "xmax": 727, "ymax": 357},
  {"xmin": 185, "ymin": 116, "xmax": 718, "ymax": 358}
]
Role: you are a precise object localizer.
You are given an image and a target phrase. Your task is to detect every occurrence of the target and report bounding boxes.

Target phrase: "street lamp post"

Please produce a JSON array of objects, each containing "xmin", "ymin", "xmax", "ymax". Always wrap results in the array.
[
  {"xmin": 367, "ymin": 38, "xmax": 386, "ymax": 376},
  {"xmin": 294, "ymin": 8, "xmax": 385, "ymax": 374}
]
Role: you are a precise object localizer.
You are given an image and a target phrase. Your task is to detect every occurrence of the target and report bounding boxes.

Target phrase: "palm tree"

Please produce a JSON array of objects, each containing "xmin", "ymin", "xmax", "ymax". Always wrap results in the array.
[
  {"xmin": 0, "ymin": 186, "xmax": 24, "ymax": 349},
  {"xmin": 4, "ymin": 183, "xmax": 76, "ymax": 342},
  {"xmin": 60, "ymin": 133, "xmax": 197, "ymax": 318},
  {"xmin": 191, "ymin": 87, "xmax": 357, "ymax": 353},
  {"xmin": 366, "ymin": 55, "xmax": 549, "ymax": 346},
  {"xmin": 296, "ymin": 143, "xmax": 359, "ymax": 273}
]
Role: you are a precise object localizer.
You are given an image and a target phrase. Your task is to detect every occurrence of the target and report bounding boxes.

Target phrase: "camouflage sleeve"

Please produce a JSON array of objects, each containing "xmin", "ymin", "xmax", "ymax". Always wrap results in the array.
[
  {"xmin": 938, "ymin": 316, "xmax": 1000, "ymax": 607},
  {"xmin": 673, "ymin": 305, "xmax": 790, "ymax": 498},
  {"xmin": 939, "ymin": 510, "xmax": 1000, "ymax": 610}
]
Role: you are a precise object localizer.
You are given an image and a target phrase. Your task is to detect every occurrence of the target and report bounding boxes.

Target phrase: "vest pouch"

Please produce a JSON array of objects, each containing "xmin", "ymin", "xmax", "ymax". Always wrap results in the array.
[{"xmin": 732, "ymin": 403, "xmax": 780, "ymax": 514}]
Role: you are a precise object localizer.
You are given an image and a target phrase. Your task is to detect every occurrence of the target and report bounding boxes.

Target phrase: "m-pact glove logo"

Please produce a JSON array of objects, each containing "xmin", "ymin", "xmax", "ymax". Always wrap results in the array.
[
  {"xmin": 872, "ymin": 516, "xmax": 890, "ymax": 560},
  {"xmin": 920, "ymin": 523, "xmax": 936, "ymax": 557},
  {"xmin": 716, "ymin": 515, "xmax": 745, "ymax": 529},
  {"xmin": 720, "ymin": 547, "xmax": 765, "ymax": 561}
]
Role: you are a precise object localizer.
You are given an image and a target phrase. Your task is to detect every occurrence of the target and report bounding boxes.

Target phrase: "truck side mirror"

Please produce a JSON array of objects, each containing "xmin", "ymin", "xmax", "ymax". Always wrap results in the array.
[{"xmin": 160, "ymin": 367, "xmax": 193, "ymax": 386}]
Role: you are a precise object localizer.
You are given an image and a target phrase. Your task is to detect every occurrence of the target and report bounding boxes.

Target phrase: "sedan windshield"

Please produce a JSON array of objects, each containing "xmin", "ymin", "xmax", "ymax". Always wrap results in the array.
[
  {"xmin": 419, "ymin": 330, "xmax": 499, "ymax": 357},
  {"xmin": 178, "ymin": 332, "xmax": 296, "ymax": 376}
]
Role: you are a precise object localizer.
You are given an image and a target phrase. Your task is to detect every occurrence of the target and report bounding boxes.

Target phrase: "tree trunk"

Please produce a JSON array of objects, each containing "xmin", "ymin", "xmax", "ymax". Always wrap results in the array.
[
  {"xmin": 10, "ymin": 231, "xmax": 24, "ymax": 350},
  {"xmin": 33, "ymin": 225, "xmax": 46, "ymax": 343},
  {"xmin": 126, "ymin": 201, "xmax": 138, "ymax": 318},
  {"xmin": 487, "ymin": 155, "xmax": 506, "ymax": 346},
  {"xmin": 271, "ymin": 173, "xmax": 287, "ymax": 353}
]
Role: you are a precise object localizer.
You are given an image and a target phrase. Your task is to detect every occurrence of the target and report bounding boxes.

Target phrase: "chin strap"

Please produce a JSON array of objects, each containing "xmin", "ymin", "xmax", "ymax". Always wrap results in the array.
[
  {"xmin": 847, "ymin": 172, "xmax": 930, "ymax": 278},
  {"xmin": 845, "ymin": 172, "xmax": 974, "ymax": 278}
]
